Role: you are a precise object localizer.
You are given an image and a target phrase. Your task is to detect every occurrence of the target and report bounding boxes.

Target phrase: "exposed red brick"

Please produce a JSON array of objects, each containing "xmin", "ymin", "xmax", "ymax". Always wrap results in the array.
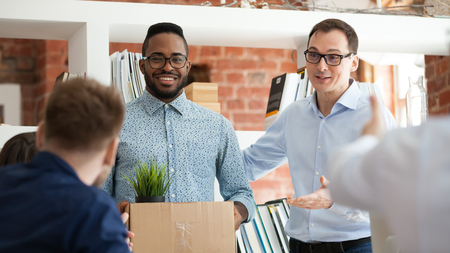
[
  {"xmin": 21, "ymin": 85, "xmax": 37, "ymax": 99},
  {"xmin": 425, "ymin": 55, "xmax": 444, "ymax": 65},
  {"xmin": 237, "ymin": 87, "xmax": 270, "ymax": 98},
  {"xmin": 259, "ymin": 61, "xmax": 277, "ymax": 71},
  {"xmin": 226, "ymin": 73, "xmax": 245, "ymax": 85},
  {"xmin": 280, "ymin": 61, "xmax": 298, "ymax": 73},
  {"xmin": 216, "ymin": 59, "xmax": 233, "ymax": 70},
  {"xmin": 234, "ymin": 113, "xmax": 264, "ymax": 124},
  {"xmin": 218, "ymin": 86, "xmax": 233, "ymax": 97},
  {"xmin": 248, "ymin": 99, "xmax": 267, "ymax": 110},
  {"xmin": 438, "ymin": 89, "xmax": 450, "ymax": 107},
  {"xmin": 227, "ymin": 100, "xmax": 245, "ymax": 110},
  {"xmin": 425, "ymin": 65, "xmax": 435, "ymax": 79},
  {"xmin": 247, "ymin": 48, "xmax": 284, "ymax": 60},
  {"xmin": 427, "ymin": 78, "xmax": 446, "ymax": 93},
  {"xmin": 200, "ymin": 46, "xmax": 221, "ymax": 57},
  {"xmin": 234, "ymin": 60, "xmax": 257, "ymax": 70},
  {"xmin": 210, "ymin": 72, "xmax": 224, "ymax": 83},
  {"xmin": 225, "ymin": 47, "xmax": 244, "ymax": 57},
  {"xmin": 15, "ymin": 58, "xmax": 34, "ymax": 71},
  {"xmin": 436, "ymin": 58, "xmax": 449, "ymax": 76},
  {"xmin": 247, "ymin": 72, "xmax": 268, "ymax": 86}
]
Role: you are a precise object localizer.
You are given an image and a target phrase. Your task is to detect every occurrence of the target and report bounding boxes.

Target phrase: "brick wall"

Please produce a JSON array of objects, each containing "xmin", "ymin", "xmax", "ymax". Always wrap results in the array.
[{"xmin": 426, "ymin": 55, "xmax": 450, "ymax": 115}]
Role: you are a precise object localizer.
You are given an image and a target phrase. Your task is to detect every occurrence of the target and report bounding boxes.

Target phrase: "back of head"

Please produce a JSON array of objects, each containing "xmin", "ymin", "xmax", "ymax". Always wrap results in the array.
[
  {"xmin": 0, "ymin": 132, "xmax": 37, "ymax": 166},
  {"xmin": 44, "ymin": 79, "xmax": 124, "ymax": 152},
  {"xmin": 142, "ymin": 22, "xmax": 189, "ymax": 56},
  {"xmin": 308, "ymin": 18, "xmax": 359, "ymax": 54}
]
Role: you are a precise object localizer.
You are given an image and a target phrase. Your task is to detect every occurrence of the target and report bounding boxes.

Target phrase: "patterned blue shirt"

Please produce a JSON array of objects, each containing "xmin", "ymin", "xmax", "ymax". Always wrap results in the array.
[
  {"xmin": 103, "ymin": 89, "xmax": 255, "ymax": 221},
  {"xmin": 243, "ymin": 79, "xmax": 397, "ymax": 242}
]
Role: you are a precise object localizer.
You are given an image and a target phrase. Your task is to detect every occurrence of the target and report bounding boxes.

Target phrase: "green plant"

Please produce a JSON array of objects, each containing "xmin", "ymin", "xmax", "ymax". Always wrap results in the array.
[{"xmin": 121, "ymin": 158, "xmax": 176, "ymax": 197}]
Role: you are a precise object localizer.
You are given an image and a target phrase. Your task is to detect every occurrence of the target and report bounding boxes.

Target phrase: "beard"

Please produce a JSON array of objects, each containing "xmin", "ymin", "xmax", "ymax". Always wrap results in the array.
[{"xmin": 145, "ymin": 70, "xmax": 188, "ymax": 100}]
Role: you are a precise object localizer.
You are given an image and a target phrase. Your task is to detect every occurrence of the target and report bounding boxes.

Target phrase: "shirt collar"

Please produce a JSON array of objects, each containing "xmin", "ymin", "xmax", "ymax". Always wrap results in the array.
[
  {"xmin": 141, "ymin": 89, "xmax": 189, "ymax": 116},
  {"xmin": 306, "ymin": 78, "xmax": 361, "ymax": 115}
]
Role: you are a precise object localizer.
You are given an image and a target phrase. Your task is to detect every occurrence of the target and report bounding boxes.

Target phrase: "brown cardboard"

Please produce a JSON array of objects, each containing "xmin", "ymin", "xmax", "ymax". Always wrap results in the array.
[
  {"xmin": 185, "ymin": 82, "xmax": 218, "ymax": 103},
  {"xmin": 194, "ymin": 102, "xmax": 221, "ymax": 114},
  {"xmin": 126, "ymin": 201, "xmax": 235, "ymax": 253}
]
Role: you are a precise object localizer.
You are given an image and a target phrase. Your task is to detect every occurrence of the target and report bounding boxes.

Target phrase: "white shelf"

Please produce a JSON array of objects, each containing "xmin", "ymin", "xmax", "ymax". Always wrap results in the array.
[{"xmin": 1, "ymin": 0, "xmax": 449, "ymax": 84}]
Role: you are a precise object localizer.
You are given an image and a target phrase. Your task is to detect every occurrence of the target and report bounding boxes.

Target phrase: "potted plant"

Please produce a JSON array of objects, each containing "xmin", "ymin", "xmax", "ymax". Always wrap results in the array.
[{"xmin": 121, "ymin": 158, "xmax": 176, "ymax": 203}]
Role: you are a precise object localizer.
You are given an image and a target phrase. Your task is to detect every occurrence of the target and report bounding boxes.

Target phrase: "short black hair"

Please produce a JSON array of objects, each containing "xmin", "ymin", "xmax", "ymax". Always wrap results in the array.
[
  {"xmin": 142, "ymin": 22, "xmax": 189, "ymax": 57},
  {"xmin": 307, "ymin": 19, "xmax": 358, "ymax": 54}
]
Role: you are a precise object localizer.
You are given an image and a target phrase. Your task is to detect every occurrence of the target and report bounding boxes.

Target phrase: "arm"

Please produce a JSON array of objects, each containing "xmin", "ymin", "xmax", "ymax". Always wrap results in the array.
[
  {"xmin": 216, "ymin": 119, "xmax": 255, "ymax": 227},
  {"xmin": 242, "ymin": 111, "xmax": 288, "ymax": 181}
]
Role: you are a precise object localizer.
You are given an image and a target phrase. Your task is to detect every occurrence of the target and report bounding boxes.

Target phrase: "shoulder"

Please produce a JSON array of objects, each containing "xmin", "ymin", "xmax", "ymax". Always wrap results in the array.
[{"xmin": 186, "ymin": 101, "xmax": 229, "ymax": 124}]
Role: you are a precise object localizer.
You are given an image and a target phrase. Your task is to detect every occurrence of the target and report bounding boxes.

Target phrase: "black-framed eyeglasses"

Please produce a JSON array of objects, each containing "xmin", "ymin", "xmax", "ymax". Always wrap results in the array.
[
  {"xmin": 143, "ymin": 54, "xmax": 188, "ymax": 69},
  {"xmin": 304, "ymin": 50, "xmax": 355, "ymax": 66}
]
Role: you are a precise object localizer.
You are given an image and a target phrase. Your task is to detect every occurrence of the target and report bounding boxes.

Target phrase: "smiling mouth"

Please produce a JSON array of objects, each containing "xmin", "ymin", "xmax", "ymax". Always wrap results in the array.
[{"xmin": 316, "ymin": 76, "xmax": 330, "ymax": 80}]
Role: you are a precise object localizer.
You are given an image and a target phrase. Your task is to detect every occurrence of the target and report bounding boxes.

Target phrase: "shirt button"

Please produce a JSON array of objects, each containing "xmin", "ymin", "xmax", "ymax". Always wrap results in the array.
[
  {"xmin": 316, "ymin": 171, "xmax": 319, "ymax": 176},
  {"xmin": 165, "ymin": 104, "xmax": 169, "ymax": 108},
  {"xmin": 167, "ymin": 121, "xmax": 171, "ymax": 125},
  {"xmin": 318, "ymin": 145, "xmax": 321, "ymax": 149},
  {"xmin": 169, "ymin": 144, "xmax": 173, "ymax": 148},
  {"xmin": 311, "ymin": 223, "xmax": 315, "ymax": 227},
  {"xmin": 322, "ymin": 119, "xmax": 326, "ymax": 123},
  {"xmin": 171, "ymin": 194, "xmax": 175, "ymax": 198},
  {"xmin": 170, "ymin": 168, "xmax": 174, "ymax": 173}
]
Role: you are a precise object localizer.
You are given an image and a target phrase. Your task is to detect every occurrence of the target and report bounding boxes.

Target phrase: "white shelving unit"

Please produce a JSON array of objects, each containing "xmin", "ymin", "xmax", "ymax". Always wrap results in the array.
[{"xmin": 1, "ymin": 0, "xmax": 449, "ymax": 85}]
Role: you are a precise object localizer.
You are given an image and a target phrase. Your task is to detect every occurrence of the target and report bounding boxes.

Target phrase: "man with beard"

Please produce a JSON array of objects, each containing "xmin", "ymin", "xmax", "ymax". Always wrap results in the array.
[
  {"xmin": 0, "ymin": 79, "xmax": 132, "ymax": 252},
  {"xmin": 242, "ymin": 19, "xmax": 397, "ymax": 253},
  {"xmin": 103, "ymin": 22, "xmax": 255, "ymax": 230}
]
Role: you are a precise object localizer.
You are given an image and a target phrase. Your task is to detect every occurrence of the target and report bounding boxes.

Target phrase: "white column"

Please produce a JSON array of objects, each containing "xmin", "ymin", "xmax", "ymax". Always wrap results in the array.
[{"xmin": 69, "ymin": 22, "xmax": 110, "ymax": 86}]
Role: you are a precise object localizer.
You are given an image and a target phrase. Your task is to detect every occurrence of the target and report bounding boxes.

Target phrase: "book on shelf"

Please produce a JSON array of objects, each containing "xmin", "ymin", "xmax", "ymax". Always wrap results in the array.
[
  {"xmin": 54, "ymin": 71, "xmax": 86, "ymax": 86},
  {"xmin": 237, "ymin": 198, "xmax": 292, "ymax": 253},
  {"xmin": 294, "ymin": 67, "xmax": 312, "ymax": 101},
  {"xmin": 236, "ymin": 229, "xmax": 247, "ymax": 253},
  {"xmin": 110, "ymin": 50, "xmax": 145, "ymax": 104},
  {"xmin": 263, "ymin": 73, "xmax": 300, "ymax": 131}
]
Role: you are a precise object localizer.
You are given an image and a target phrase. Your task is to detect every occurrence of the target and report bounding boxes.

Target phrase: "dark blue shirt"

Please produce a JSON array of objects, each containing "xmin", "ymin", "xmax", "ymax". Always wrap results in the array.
[{"xmin": 0, "ymin": 152, "xmax": 129, "ymax": 253}]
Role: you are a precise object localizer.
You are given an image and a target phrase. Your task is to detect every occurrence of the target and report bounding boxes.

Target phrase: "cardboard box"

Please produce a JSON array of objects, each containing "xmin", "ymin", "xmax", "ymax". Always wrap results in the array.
[
  {"xmin": 126, "ymin": 201, "xmax": 235, "ymax": 253},
  {"xmin": 185, "ymin": 82, "xmax": 218, "ymax": 103}
]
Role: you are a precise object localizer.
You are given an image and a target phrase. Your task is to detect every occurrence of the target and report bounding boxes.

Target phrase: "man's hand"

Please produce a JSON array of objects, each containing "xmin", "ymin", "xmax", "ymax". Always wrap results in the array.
[
  {"xmin": 287, "ymin": 176, "xmax": 333, "ymax": 210},
  {"xmin": 233, "ymin": 201, "xmax": 248, "ymax": 231},
  {"xmin": 362, "ymin": 95, "xmax": 385, "ymax": 139},
  {"xmin": 117, "ymin": 201, "xmax": 134, "ymax": 252}
]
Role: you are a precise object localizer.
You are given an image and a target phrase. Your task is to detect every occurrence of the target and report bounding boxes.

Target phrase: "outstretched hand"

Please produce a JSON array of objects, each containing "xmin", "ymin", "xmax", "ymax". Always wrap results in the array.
[
  {"xmin": 286, "ymin": 176, "xmax": 333, "ymax": 210},
  {"xmin": 362, "ymin": 95, "xmax": 385, "ymax": 139}
]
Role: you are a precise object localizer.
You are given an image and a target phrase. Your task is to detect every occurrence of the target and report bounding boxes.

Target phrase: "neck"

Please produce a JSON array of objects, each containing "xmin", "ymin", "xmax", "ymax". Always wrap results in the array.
[
  {"xmin": 145, "ymin": 86, "xmax": 182, "ymax": 104},
  {"xmin": 316, "ymin": 83, "xmax": 350, "ymax": 117},
  {"xmin": 43, "ymin": 144, "xmax": 105, "ymax": 186}
]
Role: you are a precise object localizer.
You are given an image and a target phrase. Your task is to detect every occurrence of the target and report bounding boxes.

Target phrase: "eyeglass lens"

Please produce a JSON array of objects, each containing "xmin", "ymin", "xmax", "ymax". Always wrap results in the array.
[
  {"xmin": 148, "ymin": 55, "xmax": 186, "ymax": 69},
  {"xmin": 306, "ymin": 52, "xmax": 342, "ymax": 66}
]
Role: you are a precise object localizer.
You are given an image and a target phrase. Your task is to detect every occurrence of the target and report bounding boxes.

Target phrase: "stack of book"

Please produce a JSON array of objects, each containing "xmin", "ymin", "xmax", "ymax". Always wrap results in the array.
[
  {"xmin": 184, "ymin": 82, "xmax": 220, "ymax": 113},
  {"xmin": 263, "ymin": 68, "xmax": 312, "ymax": 131},
  {"xmin": 109, "ymin": 50, "xmax": 145, "ymax": 104},
  {"xmin": 237, "ymin": 198, "xmax": 291, "ymax": 253},
  {"xmin": 55, "ymin": 71, "xmax": 86, "ymax": 85}
]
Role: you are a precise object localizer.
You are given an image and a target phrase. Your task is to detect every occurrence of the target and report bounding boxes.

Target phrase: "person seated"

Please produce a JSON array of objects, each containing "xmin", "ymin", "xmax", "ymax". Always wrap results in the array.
[
  {"xmin": 0, "ymin": 132, "xmax": 37, "ymax": 166},
  {"xmin": 0, "ymin": 78, "xmax": 133, "ymax": 252}
]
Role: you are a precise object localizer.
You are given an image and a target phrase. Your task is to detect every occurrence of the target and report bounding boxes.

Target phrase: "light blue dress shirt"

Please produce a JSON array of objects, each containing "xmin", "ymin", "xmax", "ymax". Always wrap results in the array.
[
  {"xmin": 242, "ymin": 79, "xmax": 397, "ymax": 242},
  {"xmin": 103, "ymin": 90, "xmax": 255, "ymax": 221}
]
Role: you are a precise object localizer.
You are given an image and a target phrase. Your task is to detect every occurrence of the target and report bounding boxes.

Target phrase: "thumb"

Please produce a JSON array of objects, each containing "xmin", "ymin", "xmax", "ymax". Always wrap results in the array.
[
  {"xmin": 320, "ymin": 175, "xmax": 329, "ymax": 187},
  {"xmin": 121, "ymin": 212, "xmax": 129, "ymax": 224}
]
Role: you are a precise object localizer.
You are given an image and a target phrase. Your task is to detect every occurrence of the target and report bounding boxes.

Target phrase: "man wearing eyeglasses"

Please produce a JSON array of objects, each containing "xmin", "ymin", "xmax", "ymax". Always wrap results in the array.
[
  {"xmin": 103, "ymin": 22, "xmax": 255, "ymax": 231},
  {"xmin": 242, "ymin": 19, "xmax": 397, "ymax": 253}
]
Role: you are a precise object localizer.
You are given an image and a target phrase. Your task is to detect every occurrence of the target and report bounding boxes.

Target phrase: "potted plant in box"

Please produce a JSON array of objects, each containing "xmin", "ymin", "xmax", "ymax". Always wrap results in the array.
[{"xmin": 121, "ymin": 158, "xmax": 176, "ymax": 203}]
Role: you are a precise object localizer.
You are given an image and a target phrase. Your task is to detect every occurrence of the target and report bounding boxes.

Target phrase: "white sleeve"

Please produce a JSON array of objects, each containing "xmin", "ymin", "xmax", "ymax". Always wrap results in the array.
[{"xmin": 328, "ymin": 135, "xmax": 380, "ymax": 212}]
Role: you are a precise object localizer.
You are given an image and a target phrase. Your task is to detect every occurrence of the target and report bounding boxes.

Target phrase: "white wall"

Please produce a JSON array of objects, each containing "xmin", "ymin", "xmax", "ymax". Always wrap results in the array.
[{"xmin": 0, "ymin": 84, "xmax": 22, "ymax": 126}]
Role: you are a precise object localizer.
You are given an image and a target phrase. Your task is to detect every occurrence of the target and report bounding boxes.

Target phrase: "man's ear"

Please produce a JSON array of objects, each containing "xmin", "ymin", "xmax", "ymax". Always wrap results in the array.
[
  {"xmin": 103, "ymin": 137, "xmax": 119, "ymax": 168},
  {"xmin": 36, "ymin": 121, "xmax": 45, "ymax": 151},
  {"xmin": 350, "ymin": 55, "xmax": 359, "ymax": 72},
  {"xmin": 186, "ymin": 60, "xmax": 192, "ymax": 74},
  {"xmin": 139, "ymin": 59, "xmax": 145, "ymax": 75}
]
